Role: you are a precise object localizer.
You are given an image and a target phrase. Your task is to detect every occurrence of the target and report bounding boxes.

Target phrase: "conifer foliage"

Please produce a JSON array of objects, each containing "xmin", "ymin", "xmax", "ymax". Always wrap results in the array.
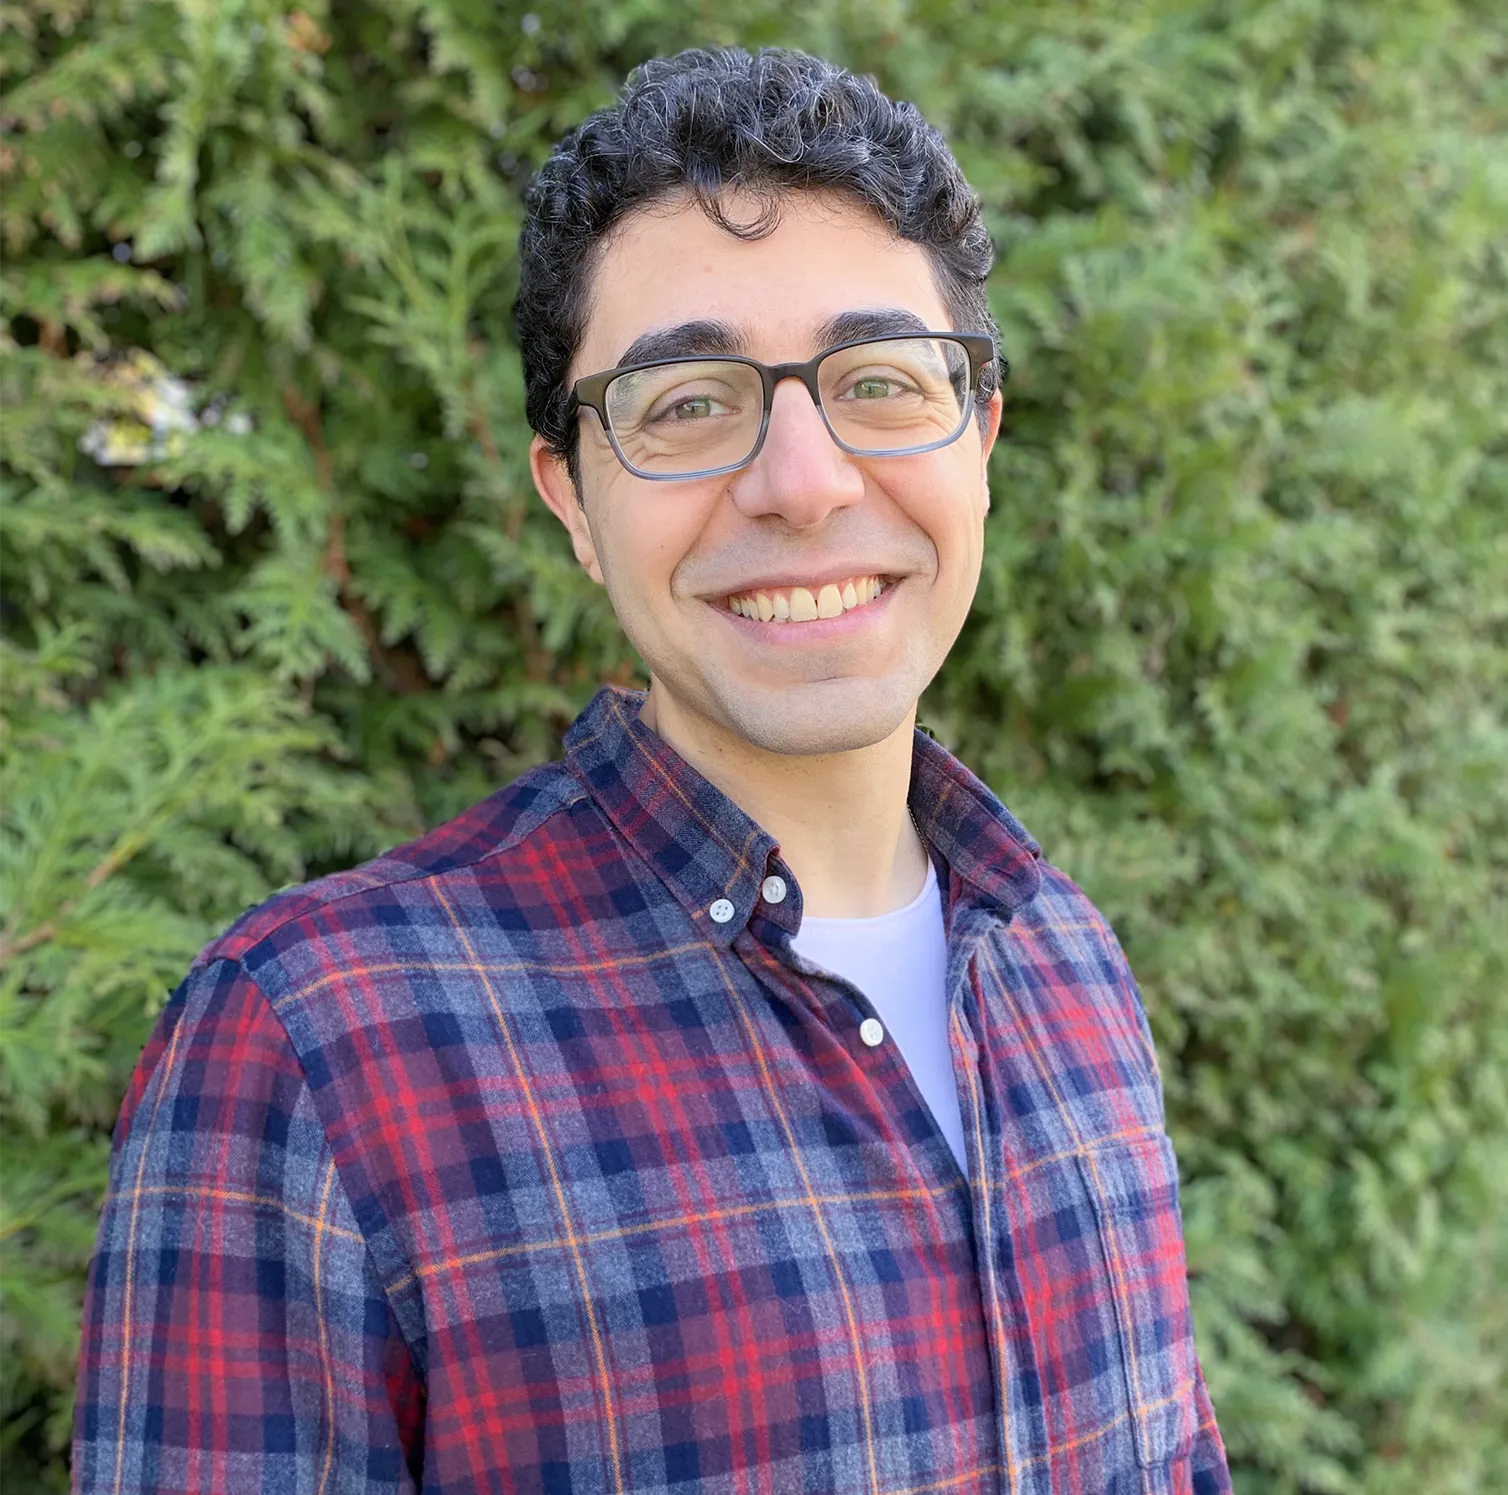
[{"xmin": 2, "ymin": 2, "xmax": 1505, "ymax": 1490}]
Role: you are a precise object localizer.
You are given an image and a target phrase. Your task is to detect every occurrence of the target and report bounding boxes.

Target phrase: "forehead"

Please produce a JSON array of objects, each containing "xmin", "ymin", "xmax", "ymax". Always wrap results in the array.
[{"xmin": 576, "ymin": 191, "xmax": 954, "ymax": 375}]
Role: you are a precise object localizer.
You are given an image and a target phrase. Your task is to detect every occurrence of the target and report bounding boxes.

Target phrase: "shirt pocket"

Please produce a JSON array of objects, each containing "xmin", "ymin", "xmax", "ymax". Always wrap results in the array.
[{"xmin": 1074, "ymin": 1129, "xmax": 1200, "ymax": 1469}]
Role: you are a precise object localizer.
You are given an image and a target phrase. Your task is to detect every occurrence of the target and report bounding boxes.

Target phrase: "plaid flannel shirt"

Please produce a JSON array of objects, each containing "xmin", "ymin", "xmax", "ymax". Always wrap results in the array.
[{"xmin": 76, "ymin": 686, "xmax": 1230, "ymax": 1495}]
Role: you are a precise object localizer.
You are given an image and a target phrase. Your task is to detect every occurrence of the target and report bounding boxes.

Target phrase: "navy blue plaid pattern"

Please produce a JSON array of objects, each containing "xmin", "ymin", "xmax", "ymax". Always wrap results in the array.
[{"xmin": 75, "ymin": 686, "xmax": 1230, "ymax": 1493}]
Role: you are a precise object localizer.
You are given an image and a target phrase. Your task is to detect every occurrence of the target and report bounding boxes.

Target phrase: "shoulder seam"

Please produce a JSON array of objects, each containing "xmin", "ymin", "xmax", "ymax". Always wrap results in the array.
[{"xmin": 210, "ymin": 771, "xmax": 591, "ymax": 961}]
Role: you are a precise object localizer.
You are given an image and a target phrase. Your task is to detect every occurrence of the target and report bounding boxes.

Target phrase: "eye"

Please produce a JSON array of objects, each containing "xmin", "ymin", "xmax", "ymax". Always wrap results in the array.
[
  {"xmin": 643, "ymin": 386, "xmax": 739, "ymax": 425},
  {"xmin": 834, "ymin": 366, "xmax": 922, "ymax": 402}
]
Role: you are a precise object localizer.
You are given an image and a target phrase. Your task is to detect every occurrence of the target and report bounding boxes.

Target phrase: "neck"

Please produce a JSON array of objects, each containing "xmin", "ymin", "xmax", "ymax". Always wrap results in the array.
[{"xmin": 640, "ymin": 683, "xmax": 929, "ymax": 919}]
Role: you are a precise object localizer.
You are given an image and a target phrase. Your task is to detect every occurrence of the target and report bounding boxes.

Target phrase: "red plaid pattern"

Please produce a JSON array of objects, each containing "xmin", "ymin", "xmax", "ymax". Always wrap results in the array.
[{"xmin": 75, "ymin": 686, "xmax": 1229, "ymax": 1494}]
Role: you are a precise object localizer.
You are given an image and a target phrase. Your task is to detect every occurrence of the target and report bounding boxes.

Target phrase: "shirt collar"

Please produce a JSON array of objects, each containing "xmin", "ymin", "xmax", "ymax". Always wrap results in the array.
[
  {"xmin": 564, "ymin": 687, "xmax": 1041, "ymax": 946},
  {"xmin": 908, "ymin": 724, "xmax": 1042, "ymax": 920}
]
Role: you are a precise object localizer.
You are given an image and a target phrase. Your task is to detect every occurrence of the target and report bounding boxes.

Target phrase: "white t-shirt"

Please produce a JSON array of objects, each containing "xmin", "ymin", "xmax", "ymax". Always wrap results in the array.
[{"xmin": 789, "ymin": 860, "xmax": 968, "ymax": 1177}]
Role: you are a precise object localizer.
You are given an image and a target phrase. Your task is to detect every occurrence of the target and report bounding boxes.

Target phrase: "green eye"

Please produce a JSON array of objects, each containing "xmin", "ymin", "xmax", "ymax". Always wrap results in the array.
[
  {"xmin": 644, "ymin": 392, "xmax": 730, "ymax": 426},
  {"xmin": 851, "ymin": 377, "xmax": 894, "ymax": 399}
]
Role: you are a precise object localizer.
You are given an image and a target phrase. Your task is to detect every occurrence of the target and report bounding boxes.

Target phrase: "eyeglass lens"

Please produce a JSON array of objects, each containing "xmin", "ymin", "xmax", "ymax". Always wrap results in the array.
[{"xmin": 602, "ymin": 336, "xmax": 973, "ymax": 478}]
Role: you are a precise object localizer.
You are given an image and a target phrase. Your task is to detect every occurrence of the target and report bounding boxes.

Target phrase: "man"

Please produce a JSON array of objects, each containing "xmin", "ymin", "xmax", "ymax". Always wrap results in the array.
[{"xmin": 76, "ymin": 46, "xmax": 1230, "ymax": 1495}]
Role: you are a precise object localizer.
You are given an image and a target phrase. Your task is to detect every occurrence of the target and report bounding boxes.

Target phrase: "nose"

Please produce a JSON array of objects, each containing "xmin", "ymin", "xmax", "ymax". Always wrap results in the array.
[{"xmin": 728, "ymin": 376, "xmax": 865, "ymax": 527}]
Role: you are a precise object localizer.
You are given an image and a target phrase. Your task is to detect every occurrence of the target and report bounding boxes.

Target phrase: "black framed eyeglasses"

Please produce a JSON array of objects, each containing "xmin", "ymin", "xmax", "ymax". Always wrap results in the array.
[{"xmin": 570, "ymin": 332, "xmax": 1004, "ymax": 481}]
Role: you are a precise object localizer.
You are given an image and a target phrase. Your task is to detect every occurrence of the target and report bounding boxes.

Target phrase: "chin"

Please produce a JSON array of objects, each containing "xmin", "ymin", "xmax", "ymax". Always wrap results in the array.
[{"xmin": 711, "ymin": 676, "xmax": 920, "ymax": 758}]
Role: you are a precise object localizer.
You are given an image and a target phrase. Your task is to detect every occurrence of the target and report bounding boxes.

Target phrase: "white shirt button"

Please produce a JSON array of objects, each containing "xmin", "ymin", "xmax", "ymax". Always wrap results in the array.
[
  {"xmin": 708, "ymin": 898, "xmax": 736, "ymax": 925},
  {"xmin": 858, "ymin": 1018, "xmax": 885, "ymax": 1048},
  {"xmin": 761, "ymin": 875, "xmax": 787, "ymax": 905}
]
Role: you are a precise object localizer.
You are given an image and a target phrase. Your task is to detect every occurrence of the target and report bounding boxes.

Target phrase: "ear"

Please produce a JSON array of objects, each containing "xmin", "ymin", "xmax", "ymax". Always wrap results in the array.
[
  {"xmin": 531, "ymin": 434, "xmax": 603, "ymax": 584},
  {"xmin": 978, "ymin": 388, "xmax": 1003, "ymax": 512},
  {"xmin": 979, "ymin": 388, "xmax": 1004, "ymax": 471}
]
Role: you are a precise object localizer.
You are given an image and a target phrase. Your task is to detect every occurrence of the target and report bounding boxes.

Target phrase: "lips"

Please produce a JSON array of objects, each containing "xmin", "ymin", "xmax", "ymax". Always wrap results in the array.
[{"xmin": 725, "ymin": 575, "xmax": 886, "ymax": 623}]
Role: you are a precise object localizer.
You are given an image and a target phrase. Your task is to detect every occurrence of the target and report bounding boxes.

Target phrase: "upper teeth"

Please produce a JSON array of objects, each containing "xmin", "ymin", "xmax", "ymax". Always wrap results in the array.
[{"xmin": 726, "ymin": 576, "xmax": 885, "ymax": 622}]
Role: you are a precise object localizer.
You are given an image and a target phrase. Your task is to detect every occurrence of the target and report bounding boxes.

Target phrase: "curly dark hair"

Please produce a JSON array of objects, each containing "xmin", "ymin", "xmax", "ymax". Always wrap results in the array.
[{"xmin": 515, "ymin": 46, "xmax": 999, "ymax": 487}]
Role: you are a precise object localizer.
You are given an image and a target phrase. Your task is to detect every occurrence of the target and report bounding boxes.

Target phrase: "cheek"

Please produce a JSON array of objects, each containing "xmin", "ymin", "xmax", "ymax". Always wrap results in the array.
[
  {"xmin": 591, "ymin": 491, "xmax": 709, "ymax": 619},
  {"xmin": 925, "ymin": 477, "xmax": 987, "ymax": 607},
  {"xmin": 909, "ymin": 467, "xmax": 985, "ymax": 561}
]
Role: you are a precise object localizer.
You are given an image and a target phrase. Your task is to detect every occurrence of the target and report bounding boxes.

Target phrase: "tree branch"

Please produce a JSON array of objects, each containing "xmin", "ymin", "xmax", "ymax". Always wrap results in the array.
[
  {"xmin": 465, "ymin": 395, "xmax": 553, "ymax": 685},
  {"xmin": 0, "ymin": 840, "xmax": 140, "ymax": 966},
  {"xmin": 281, "ymin": 384, "xmax": 430, "ymax": 694}
]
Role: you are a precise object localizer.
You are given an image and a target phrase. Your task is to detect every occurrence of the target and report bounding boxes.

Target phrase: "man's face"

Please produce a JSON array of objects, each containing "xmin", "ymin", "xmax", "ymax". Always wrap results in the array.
[{"xmin": 532, "ymin": 192, "xmax": 1001, "ymax": 758}]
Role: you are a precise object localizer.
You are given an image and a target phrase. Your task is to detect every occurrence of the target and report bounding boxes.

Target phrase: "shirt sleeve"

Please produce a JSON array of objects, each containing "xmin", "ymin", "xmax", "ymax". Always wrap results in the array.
[
  {"xmin": 1071, "ymin": 880, "xmax": 1236, "ymax": 1492},
  {"xmin": 1109, "ymin": 938, "xmax": 1235, "ymax": 1493},
  {"xmin": 73, "ymin": 958, "xmax": 425, "ymax": 1494},
  {"xmin": 1190, "ymin": 1359, "xmax": 1233, "ymax": 1493}
]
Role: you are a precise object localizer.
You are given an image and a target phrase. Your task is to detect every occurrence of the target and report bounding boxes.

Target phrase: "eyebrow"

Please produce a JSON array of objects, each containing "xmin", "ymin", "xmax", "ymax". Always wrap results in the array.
[
  {"xmin": 611, "ymin": 307, "xmax": 939, "ymax": 370},
  {"xmin": 616, "ymin": 320, "xmax": 747, "ymax": 367},
  {"xmin": 813, "ymin": 307, "xmax": 934, "ymax": 347}
]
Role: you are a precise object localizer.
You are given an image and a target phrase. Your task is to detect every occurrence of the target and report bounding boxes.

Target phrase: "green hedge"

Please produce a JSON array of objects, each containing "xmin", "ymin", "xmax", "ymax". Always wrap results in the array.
[{"xmin": 3, "ymin": 2, "xmax": 1505, "ymax": 1490}]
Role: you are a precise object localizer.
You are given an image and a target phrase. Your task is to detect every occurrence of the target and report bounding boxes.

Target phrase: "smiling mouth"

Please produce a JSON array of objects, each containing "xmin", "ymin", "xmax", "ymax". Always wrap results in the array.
[{"xmin": 724, "ymin": 575, "xmax": 888, "ymax": 623}]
